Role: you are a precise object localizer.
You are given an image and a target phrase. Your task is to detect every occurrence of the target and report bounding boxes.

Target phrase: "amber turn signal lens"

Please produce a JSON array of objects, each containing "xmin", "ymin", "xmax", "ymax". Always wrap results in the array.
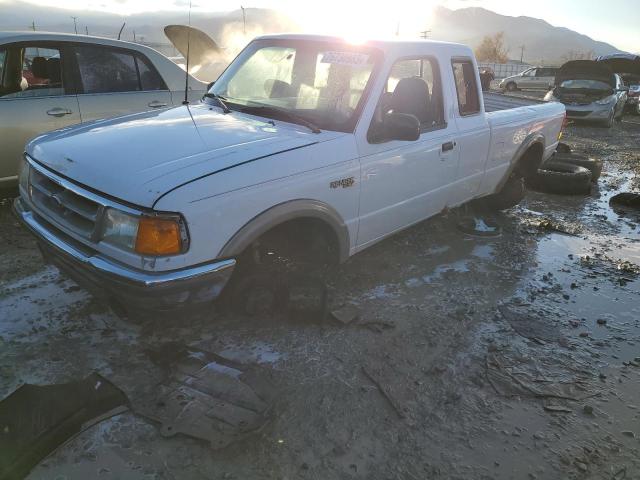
[{"xmin": 135, "ymin": 217, "xmax": 182, "ymax": 255}]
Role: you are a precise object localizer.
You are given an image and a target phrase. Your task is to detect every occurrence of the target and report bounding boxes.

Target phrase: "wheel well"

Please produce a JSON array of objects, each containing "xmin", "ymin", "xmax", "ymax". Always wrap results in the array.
[
  {"xmin": 514, "ymin": 142, "xmax": 544, "ymax": 180},
  {"xmin": 238, "ymin": 217, "xmax": 341, "ymax": 267}
]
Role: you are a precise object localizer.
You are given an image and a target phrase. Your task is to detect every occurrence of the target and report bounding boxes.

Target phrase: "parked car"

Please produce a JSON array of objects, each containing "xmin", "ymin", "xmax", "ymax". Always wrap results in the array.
[
  {"xmin": 627, "ymin": 81, "xmax": 640, "ymax": 115},
  {"xmin": 13, "ymin": 34, "xmax": 566, "ymax": 315},
  {"xmin": 0, "ymin": 31, "xmax": 208, "ymax": 193},
  {"xmin": 544, "ymin": 60, "xmax": 627, "ymax": 127},
  {"xmin": 499, "ymin": 66, "xmax": 558, "ymax": 91},
  {"xmin": 596, "ymin": 53, "xmax": 640, "ymax": 116}
]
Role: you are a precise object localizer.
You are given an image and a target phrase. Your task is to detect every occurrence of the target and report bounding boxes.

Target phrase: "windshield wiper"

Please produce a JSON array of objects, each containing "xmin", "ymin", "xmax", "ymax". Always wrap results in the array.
[
  {"xmin": 239, "ymin": 104, "xmax": 321, "ymax": 134},
  {"xmin": 203, "ymin": 93, "xmax": 232, "ymax": 114}
]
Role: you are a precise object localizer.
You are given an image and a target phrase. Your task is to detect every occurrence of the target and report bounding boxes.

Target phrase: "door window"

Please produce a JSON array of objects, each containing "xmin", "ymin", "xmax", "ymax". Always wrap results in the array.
[
  {"xmin": 0, "ymin": 46, "xmax": 64, "ymax": 98},
  {"xmin": 369, "ymin": 57, "xmax": 444, "ymax": 143},
  {"xmin": 75, "ymin": 46, "xmax": 138, "ymax": 93},
  {"xmin": 75, "ymin": 46, "xmax": 166, "ymax": 94},
  {"xmin": 137, "ymin": 55, "xmax": 166, "ymax": 91},
  {"xmin": 452, "ymin": 59, "xmax": 480, "ymax": 116}
]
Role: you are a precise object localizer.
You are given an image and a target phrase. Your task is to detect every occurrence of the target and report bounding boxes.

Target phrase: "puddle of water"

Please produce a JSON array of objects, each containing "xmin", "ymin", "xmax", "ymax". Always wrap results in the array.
[
  {"xmin": 471, "ymin": 244, "xmax": 495, "ymax": 260},
  {"xmin": 362, "ymin": 283, "xmax": 400, "ymax": 300},
  {"xmin": 218, "ymin": 341, "xmax": 285, "ymax": 365},
  {"xmin": 0, "ymin": 266, "xmax": 90, "ymax": 340},
  {"xmin": 421, "ymin": 259, "xmax": 472, "ymax": 283},
  {"xmin": 534, "ymin": 233, "xmax": 640, "ymax": 361},
  {"xmin": 424, "ymin": 245, "xmax": 451, "ymax": 256}
]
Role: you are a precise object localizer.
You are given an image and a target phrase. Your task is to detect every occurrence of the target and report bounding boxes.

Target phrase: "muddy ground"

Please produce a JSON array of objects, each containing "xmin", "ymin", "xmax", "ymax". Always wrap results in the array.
[{"xmin": 1, "ymin": 114, "xmax": 640, "ymax": 480}]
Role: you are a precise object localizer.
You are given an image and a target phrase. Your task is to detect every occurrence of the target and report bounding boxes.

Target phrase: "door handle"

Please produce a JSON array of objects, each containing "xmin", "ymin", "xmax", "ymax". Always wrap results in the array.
[
  {"xmin": 442, "ymin": 141, "xmax": 456, "ymax": 152},
  {"xmin": 148, "ymin": 101, "xmax": 168, "ymax": 108},
  {"xmin": 46, "ymin": 108, "xmax": 72, "ymax": 117}
]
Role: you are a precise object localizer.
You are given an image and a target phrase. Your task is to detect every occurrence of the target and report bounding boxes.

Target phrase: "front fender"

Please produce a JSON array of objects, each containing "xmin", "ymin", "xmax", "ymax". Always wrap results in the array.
[{"xmin": 218, "ymin": 199, "xmax": 350, "ymax": 263}]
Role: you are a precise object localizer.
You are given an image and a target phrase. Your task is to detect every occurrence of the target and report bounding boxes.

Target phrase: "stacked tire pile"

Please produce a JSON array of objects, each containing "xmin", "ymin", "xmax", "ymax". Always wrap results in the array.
[{"xmin": 526, "ymin": 143, "xmax": 602, "ymax": 195}]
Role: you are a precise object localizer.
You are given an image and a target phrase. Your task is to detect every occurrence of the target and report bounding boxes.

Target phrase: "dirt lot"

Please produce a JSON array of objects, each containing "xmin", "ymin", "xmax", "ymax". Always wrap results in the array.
[{"xmin": 1, "ymin": 115, "xmax": 639, "ymax": 479}]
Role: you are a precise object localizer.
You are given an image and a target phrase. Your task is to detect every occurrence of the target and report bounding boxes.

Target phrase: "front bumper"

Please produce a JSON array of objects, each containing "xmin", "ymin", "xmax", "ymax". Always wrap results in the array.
[
  {"xmin": 564, "ymin": 103, "xmax": 612, "ymax": 122},
  {"xmin": 14, "ymin": 197, "xmax": 236, "ymax": 312}
]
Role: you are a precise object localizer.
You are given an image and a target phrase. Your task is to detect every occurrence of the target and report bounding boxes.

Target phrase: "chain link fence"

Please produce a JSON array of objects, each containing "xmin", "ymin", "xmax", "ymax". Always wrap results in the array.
[{"xmin": 478, "ymin": 62, "xmax": 534, "ymax": 80}]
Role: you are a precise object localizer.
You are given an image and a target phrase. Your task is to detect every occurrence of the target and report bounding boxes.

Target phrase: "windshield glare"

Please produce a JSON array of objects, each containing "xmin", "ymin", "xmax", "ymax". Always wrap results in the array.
[
  {"xmin": 559, "ymin": 79, "xmax": 611, "ymax": 90},
  {"xmin": 209, "ymin": 40, "xmax": 379, "ymax": 132}
]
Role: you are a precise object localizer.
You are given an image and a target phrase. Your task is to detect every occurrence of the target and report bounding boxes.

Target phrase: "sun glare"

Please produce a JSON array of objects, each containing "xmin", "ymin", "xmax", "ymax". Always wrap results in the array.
[{"xmin": 294, "ymin": 0, "xmax": 435, "ymax": 41}]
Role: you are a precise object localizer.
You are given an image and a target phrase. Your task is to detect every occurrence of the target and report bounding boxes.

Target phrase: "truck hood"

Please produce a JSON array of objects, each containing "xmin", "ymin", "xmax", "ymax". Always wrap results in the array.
[
  {"xmin": 555, "ymin": 60, "xmax": 615, "ymax": 88},
  {"xmin": 27, "ymin": 103, "xmax": 337, "ymax": 208}
]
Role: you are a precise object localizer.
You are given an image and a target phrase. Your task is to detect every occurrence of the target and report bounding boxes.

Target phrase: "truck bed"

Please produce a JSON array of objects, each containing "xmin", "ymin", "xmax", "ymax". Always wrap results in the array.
[{"xmin": 483, "ymin": 92, "xmax": 545, "ymax": 112}]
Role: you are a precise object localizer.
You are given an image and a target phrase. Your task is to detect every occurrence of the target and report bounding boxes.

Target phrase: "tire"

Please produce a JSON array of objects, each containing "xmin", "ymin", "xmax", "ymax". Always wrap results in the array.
[
  {"xmin": 526, "ymin": 161, "xmax": 592, "ymax": 195},
  {"xmin": 483, "ymin": 175, "xmax": 525, "ymax": 210},
  {"xmin": 603, "ymin": 110, "xmax": 614, "ymax": 128},
  {"xmin": 505, "ymin": 82, "xmax": 517, "ymax": 92},
  {"xmin": 556, "ymin": 142, "xmax": 572, "ymax": 154},
  {"xmin": 551, "ymin": 153, "xmax": 603, "ymax": 182}
]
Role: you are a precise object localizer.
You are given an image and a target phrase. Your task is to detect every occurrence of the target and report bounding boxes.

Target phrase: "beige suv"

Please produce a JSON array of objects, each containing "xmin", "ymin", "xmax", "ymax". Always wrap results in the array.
[{"xmin": 0, "ymin": 31, "xmax": 207, "ymax": 193}]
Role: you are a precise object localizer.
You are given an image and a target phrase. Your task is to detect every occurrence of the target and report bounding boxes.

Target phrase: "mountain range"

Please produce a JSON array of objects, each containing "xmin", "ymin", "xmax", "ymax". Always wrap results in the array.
[
  {"xmin": 0, "ymin": 1, "xmax": 627, "ymax": 65},
  {"xmin": 428, "ymin": 7, "xmax": 625, "ymax": 64}
]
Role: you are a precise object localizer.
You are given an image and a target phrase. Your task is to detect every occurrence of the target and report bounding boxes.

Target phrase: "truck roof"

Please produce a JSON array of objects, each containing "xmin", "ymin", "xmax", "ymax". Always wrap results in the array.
[{"xmin": 254, "ymin": 33, "xmax": 474, "ymax": 58}]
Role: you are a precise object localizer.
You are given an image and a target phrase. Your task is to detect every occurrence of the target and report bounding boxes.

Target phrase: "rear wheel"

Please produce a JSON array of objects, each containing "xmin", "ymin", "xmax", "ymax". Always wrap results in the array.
[
  {"xmin": 483, "ymin": 175, "xmax": 525, "ymax": 211},
  {"xmin": 556, "ymin": 142, "xmax": 572, "ymax": 154}
]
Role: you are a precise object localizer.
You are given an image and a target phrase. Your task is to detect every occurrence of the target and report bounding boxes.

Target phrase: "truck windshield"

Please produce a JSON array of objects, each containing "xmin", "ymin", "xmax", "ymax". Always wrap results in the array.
[{"xmin": 207, "ymin": 39, "xmax": 380, "ymax": 133}]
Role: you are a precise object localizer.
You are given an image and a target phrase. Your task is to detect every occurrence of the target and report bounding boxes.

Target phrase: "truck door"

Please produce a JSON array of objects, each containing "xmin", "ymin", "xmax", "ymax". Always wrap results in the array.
[
  {"xmin": 355, "ymin": 56, "xmax": 459, "ymax": 249},
  {"xmin": 448, "ymin": 57, "xmax": 491, "ymax": 206}
]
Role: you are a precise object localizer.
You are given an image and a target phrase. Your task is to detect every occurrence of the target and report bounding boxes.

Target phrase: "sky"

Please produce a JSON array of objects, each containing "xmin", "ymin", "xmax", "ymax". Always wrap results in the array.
[{"xmin": 3, "ymin": 0, "xmax": 639, "ymax": 53}]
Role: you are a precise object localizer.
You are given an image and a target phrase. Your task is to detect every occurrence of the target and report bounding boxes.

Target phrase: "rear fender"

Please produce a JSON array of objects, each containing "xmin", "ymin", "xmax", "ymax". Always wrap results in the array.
[{"xmin": 495, "ymin": 133, "xmax": 545, "ymax": 191}]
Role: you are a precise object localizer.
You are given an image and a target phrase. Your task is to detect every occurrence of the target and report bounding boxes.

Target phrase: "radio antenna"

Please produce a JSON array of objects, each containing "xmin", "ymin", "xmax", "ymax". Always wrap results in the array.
[{"xmin": 182, "ymin": 0, "xmax": 192, "ymax": 105}]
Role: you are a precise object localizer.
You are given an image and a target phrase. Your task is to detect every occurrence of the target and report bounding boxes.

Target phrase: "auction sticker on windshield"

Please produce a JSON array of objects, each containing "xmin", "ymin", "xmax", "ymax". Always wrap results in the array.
[{"xmin": 321, "ymin": 51, "xmax": 370, "ymax": 66}]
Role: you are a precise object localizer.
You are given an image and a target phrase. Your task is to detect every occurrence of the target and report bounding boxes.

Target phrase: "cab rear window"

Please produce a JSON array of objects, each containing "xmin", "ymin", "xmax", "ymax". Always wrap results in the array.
[{"xmin": 452, "ymin": 59, "xmax": 480, "ymax": 116}]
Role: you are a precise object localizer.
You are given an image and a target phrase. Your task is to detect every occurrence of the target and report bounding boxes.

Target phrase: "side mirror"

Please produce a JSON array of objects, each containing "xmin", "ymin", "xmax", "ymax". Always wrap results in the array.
[{"xmin": 382, "ymin": 112, "xmax": 420, "ymax": 141}]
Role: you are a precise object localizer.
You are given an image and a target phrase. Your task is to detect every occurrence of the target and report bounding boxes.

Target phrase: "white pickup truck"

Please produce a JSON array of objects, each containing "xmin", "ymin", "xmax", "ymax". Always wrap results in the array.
[{"xmin": 14, "ymin": 34, "xmax": 566, "ymax": 315}]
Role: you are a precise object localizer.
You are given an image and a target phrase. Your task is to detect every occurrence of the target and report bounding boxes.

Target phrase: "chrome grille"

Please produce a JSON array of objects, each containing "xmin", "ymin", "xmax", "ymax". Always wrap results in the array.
[{"xmin": 29, "ymin": 165, "xmax": 102, "ymax": 240}]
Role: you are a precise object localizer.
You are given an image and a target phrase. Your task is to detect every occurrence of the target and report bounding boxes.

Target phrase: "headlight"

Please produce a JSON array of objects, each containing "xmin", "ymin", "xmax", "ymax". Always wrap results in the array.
[
  {"xmin": 101, "ymin": 208, "xmax": 140, "ymax": 250},
  {"xmin": 100, "ymin": 208, "xmax": 188, "ymax": 256},
  {"xmin": 18, "ymin": 158, "xmax": 30, "ymax": 194},
  {"xmin": 595, "ymin": 95, "xmax": 616, "ymax": 105}
]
